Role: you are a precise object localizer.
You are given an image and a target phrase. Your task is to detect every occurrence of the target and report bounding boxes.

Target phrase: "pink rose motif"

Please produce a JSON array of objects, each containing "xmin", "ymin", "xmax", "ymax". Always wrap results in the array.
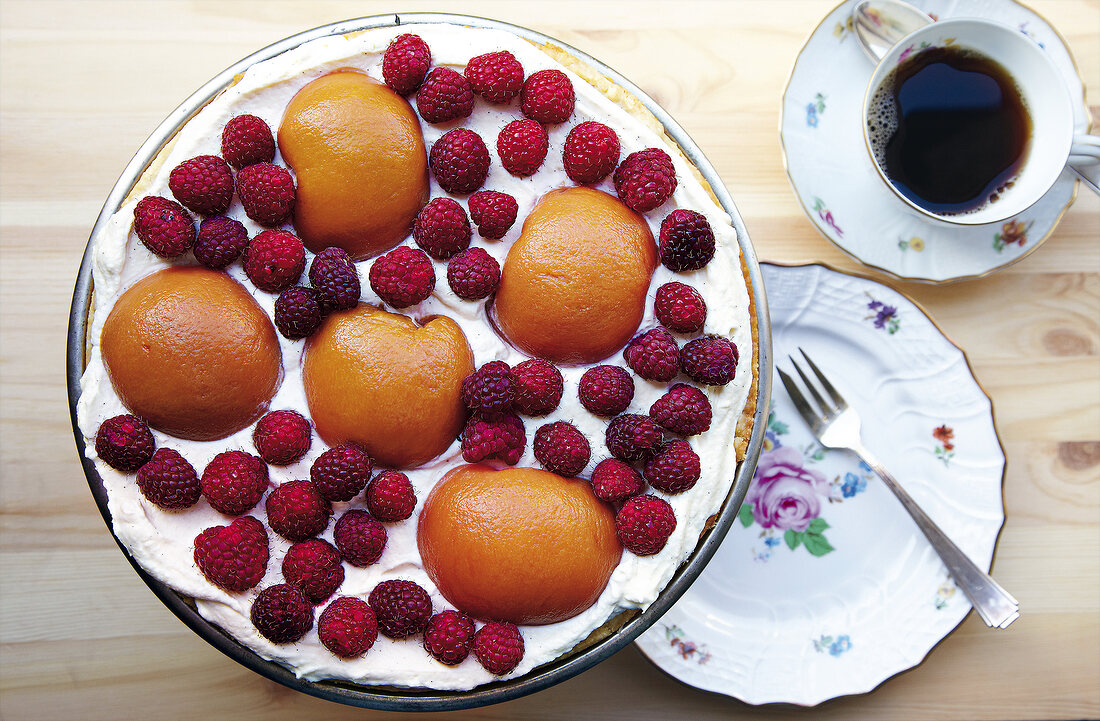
[{"xmin": 746, "ymin": 447, "xmax": 830, "ymax": 532}]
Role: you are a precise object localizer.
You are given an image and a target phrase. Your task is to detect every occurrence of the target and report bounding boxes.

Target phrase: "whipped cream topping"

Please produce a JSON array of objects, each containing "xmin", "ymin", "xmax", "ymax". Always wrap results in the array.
[{"xmin": 76, "ymin": 23, "xmax": 754, "ymax": 690}]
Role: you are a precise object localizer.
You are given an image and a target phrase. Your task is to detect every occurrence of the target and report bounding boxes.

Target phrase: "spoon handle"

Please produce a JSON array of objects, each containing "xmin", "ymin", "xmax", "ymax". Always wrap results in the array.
[{"xmin": 852, "ymin": 0, "xmax": 934, "ymax": 63}]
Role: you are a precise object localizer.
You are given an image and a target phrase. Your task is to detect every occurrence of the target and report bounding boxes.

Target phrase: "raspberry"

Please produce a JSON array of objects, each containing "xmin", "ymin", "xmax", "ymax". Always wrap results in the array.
[
  {"xmin": 654, "ymin": 282, "xmax": 707, "ymax": 333},
  {"xmin": 461, "ymin": 360, "xmax": 514, "ymax": 415},
  {"xmin": 605, "ymin": 414, "xmax": 663, "ymax": 462},
  {"xmin": 644, "ymin": 439, "xmax": 701, "ymax": 494},
  {"xmin": 563, "ymin": 121, "xmax": 620, "ymax": 185},
  {"xmin": 251, "ymin": 583, "xmax": 313, "ymax": 643},
  {"xmin": 136, "ymin": 448, "xmax": 200, "ymax": 510},
  {"xmin": 200, "ymin": 451, "xmax": 269, "ymax": 516},
  {"xmin": 613, "ymin": 148, "xmax": 677, "ymax": 213},
  {"xmin": 168, "ymin": 155, "xmax": 234, "ymax": 215},
  {"xmin": 194, "ymin": 215, "xmax": 248, "ymax": 270},
  {"xmin": 429, "ymin": 128, "xmax": 490, "ymax": 195},
  {"xmin": 413, "ymin": 197, "xmax": 471, "ymax": 260},
  {"xmin": 368, "ymin": 579, "xmax": 433, "ymax": 639},
  {"xmin": 282, "ymin": 538, "xmax": 345, "ymax": 605},
  {"xmin": 333, "ymin": 510, "xmax": 387, "ymax": 567},
  {"xmin": 369, "ymin": 246, "xmax": 435, "ymax": 308},
  {"xmin": 590, "ymin": 458, "xmax": 645, "ymax": 504},
  {"xmin": 468, "ymin": 190, "xmax": 518, "ymax": 239},
  {"xmin": 132, "ymin": 196, "xmax": 195, "ymax": 258},
  {"xmin": 236, "ymin": 162, "xmax": 296, "ymax": 227},
  {"xmin": 659, "ymin": 209, "xmax": 715, "ymax": 272},
  {"xmin": 680, "ymin": 336, "xmax": 739, "ymax": 386},
  {"xmin": 616, "ymin": 494, "xmax": 676, "ymax": 556},
  {"xmin": 650, "ymin": 383, "xmax": 712, "ymax": 436},
  {"xmin": 446, "ymin": 247, "xmax": 500, "ymax": 300},
  {"xmin": 193, "ymin": 516, "xmax": 269, "ymax": 593},
  {"xmin": 416, "ymin": 67, "xmax": 474, "ymax": 124},
  {"xmin": 578, "ymin": 365, "xmax": 634, "ymax": 417},
  {"xmin": 497, "ymin": 118, "xmax": 549, "ymax": 177},
  {"xmin": 273, "ymin": 286, "xmax": 322, "ymax": 340},
  {"xmin": 511, "ymin": 358, "xmax": 563, "ymax": 416},
  {"xmin": 365, "ymin": 471, "xmax": 416, "ymax": 523},
  {"xmin": 252, "ymin": 409, "xmax": 312, "ymax": 465},
  {"xmin": 311, "ymin": 444, "xmax": 373, "ymax": 503},
  {"xmin": 382, "ymin": 33, "xmax": 431, "ymax": 96},
  {"xmin": 465, "ymin": 50, "xmax": 524, "ymax": 104},
  {"xmin": 474, "ymin": 621, "xmax": 524, "ymax": 675},
  {"xmin": 423, "ymin": 609, "xmax": 476, "ymax": 665},
  {"xmin": 319, "ymin": 596, "xmax": 378, "ymax": 658},
  {"xmin": 244, "ymin": 229, "xmax": 305, "ymax": 292},
  {"xmin": 533, "ymin": 421, "xmax": 590, "ymax": 477},
  {"xmin": 221, "ymin": 114, "xmax": 276, "ymax": 169},
  {"xmin": 461, "ymin": 412, "xmax": 526, "ymax": 465},
  {"xmin": 308, "ymin": 247, "xmax": 361, "ymax": 312},
  {"xmin": 95, "ymin": 414, "xmax": 155, "ymax": 472},
  {"xmin": 265, "ymin": 480, "xmax": 331, "ymax": 542},
  {"xmin": 521, "ymin": 69, "xmax": 574, "ymax": 124},
  {"xmin": 623, "ymin": 327, "xmax": 680, "ymax": 382}
]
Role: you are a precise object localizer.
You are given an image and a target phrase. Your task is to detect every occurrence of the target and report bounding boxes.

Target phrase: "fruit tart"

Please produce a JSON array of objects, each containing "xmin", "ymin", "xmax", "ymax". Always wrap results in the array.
[{"xmin": 76, "ymin": 19, "xmax": 761, "ymax": 693}]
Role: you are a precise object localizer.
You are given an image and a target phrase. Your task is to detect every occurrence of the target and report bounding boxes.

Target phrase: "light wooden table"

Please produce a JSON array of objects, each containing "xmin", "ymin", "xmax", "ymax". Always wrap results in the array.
[{"xmin": 1, "ymin": 1, "xmax": 1097, "ymax": 719}]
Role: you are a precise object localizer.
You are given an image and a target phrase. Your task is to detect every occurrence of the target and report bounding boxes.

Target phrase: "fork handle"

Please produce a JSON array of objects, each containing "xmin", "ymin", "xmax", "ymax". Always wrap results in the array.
[{"xmin": 854, "ymin": 444, "xmax": 1020, "ymax": 629}]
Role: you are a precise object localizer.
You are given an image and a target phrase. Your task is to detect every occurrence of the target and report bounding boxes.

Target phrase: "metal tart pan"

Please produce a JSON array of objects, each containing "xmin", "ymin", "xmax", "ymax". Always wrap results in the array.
[{"xmin": 66, "ymin": 12, "xmax": 772, "ymax": 711}]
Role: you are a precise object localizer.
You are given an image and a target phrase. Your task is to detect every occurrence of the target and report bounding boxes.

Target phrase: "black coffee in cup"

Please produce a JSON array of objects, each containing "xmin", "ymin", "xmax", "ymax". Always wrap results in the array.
[{"xmin": 867, "ymin": 46, "xmax": 1032, "ymax": 215}]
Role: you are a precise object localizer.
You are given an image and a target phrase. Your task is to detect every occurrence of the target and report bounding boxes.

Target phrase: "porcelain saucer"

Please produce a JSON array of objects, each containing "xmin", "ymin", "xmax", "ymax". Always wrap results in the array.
[
  {"xmin": 634, "ymin": 262, "xmax": 1008, "ymax": 705},
  {"xmin": 780, "ymin": 0, "xmax": 1093, "ymax": 283}
]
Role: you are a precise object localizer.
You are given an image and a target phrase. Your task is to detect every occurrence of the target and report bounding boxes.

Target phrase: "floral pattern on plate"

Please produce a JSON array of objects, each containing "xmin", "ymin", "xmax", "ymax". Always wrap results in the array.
[
  {"xmin": 935, "ymin": 578, "xmax": 958, "ymax": 609},
  {"xmin": 994, "ymin": 219, "xmax": 1034, "ymax": 252},
  {"xmin": 865, "ymin": 293, "xmax": 900, "ymax": 333},
  {"xmin": 811, "ymin": 196, "xmax": 844, "ymax": 238},
  {"xmin": 934, "ymin": 425, "xmax": 956, "ymax": 466},
  {"xmin": 813, "ymin": 634, "xmax": 853, "ymax": 656},
  {"xmin": 806, "ymin": 93, "xmax": 826, "ymax": 127},
  {"xmin": 739, "ymin": 409, "xmax": 875, "ymax": 560},
  {"xmin": 898, "ymin": 235, "xmax": 926, "ymax": 252},
  {"xmin": 664, "ymin": 625, "xmax": 712, "ymax": 664}
]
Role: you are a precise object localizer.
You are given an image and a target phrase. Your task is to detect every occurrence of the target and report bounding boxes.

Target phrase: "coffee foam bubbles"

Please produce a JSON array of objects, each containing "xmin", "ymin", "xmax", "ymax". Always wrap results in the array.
[{"xmin": 867, "ymin": 80, "xmax": 898, "ymax": 172}]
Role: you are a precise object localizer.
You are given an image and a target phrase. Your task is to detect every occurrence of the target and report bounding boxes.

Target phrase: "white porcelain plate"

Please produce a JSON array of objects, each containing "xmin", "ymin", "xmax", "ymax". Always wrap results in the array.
[
  {"xmin": 780, "ymin": 0, "xmax": 1093, "ymax": 283},
  {"xmin": 635, "ymin": 263, "xmax": 1008, "ymax": 705}
]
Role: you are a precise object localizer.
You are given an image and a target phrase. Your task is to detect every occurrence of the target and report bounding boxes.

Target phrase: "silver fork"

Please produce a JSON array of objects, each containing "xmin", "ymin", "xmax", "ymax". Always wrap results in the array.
[{"xmin": 779, "ymin": 349, "xmax": 1020, "ymax": 629}]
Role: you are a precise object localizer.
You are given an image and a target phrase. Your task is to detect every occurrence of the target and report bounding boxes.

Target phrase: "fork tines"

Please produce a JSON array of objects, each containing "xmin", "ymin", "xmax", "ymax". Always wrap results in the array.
[{"xmin": 777, "ymin": 349, "xmax": 845, "ymax": 431}]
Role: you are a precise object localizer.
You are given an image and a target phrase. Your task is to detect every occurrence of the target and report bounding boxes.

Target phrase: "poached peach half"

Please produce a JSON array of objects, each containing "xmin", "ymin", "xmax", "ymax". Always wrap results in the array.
[
  {"xmin": 100, "ymin": 267, "xmax": 282, "ymax": 441},
  {"xmin": 279, "ymin": 69, "xmax": 429, "ymax": 260},
  {"xmin": 418, "ymin": 464, "xmax": 622, "ymax": 625},
  {"xmin": 302, "ymin": 304, "xmax": 473, "ymax": 469},
  {"xmin": 493, "ymin": 187, "xmax": 657, "ymax": 364}
]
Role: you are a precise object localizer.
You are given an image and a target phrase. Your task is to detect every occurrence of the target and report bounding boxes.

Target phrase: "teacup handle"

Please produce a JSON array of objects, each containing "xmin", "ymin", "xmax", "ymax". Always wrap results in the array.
[
  {"xmin": 1068, "ymin": 135, "xmax": 1100, "ymax": 196},
  {"xmin": 1069, "ymin": 134, "xmax": 1100, "ymax": 165}
]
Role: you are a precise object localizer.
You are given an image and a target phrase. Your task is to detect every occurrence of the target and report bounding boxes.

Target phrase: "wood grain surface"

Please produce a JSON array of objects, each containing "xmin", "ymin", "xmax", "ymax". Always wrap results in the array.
[{"xmin": 1, "ymin": 1, "xmax": 1097, "ymax": 719}]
